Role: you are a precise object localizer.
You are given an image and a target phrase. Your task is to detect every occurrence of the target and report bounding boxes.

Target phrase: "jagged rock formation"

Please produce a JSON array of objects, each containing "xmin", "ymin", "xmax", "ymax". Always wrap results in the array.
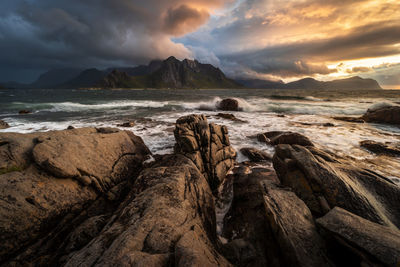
[
  {"xmin": 273, "ymin": 144, "xmax": 400, "ymax": 228},
  {"xmin": 95, "ymin": 57, "xmax": 241, "ymax": 89},
  {"xmin": 174, "ymin": 114, "xmax": 237, "ymax": 192},
  {"xmin": 0, "ymin": 128, "xmax": 151, "ymax": 264}
]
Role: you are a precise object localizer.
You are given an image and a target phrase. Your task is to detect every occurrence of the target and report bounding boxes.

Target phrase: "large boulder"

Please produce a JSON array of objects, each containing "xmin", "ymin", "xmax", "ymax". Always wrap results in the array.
[
  {"xmin": 317, "ymin": 207, "xmax": 400, "ymax": 267},
  {"xmin": 273, "ymin": 144, "xmax": 400, "ymax": 228},
  {"xmin": 217, "ymin": 98, "xmax": 242, "ymax": 111},
  {"xmin": 0, "ymin": 128, "xmax": 151, "ymax": 264},
  {"xmin": 261, "ymin": 180, "xmax": 333, "ymax": 267},
  {"xmin": 64, "ymin": 154, "xmax": 231, "ymax": 267},
  {"xmin": 361, "ymin": 106, "xmax": 400, "ymax": 125},
  {"xmin": 174, "ymin": 114, "xmax": 236, "ymax": 192}
]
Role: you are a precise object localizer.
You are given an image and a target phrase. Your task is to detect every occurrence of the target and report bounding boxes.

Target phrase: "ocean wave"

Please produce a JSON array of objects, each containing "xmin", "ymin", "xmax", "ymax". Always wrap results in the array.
[{"xmin": 268, "ymin": 95, "xmax": 323, "ymax": 101}]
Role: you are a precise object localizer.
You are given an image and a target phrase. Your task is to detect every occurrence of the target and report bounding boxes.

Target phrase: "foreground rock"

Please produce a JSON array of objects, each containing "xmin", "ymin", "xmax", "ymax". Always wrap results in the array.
[
  {"xmin": 0, "ymin": 128, "xmax": 151, "ymax": 264},
  {"xmin": 217, "ymin": 98, "xmax": 242, "ymax": 111},
  {"xmin": 361, "ymin": 105, "xmax": 400, "ymax": 125},
  {"xmin": 261, "ymin": 180, "xmax": 332, "ymax": 267},
  {"xmin": 360, "ymin": 140, "xmax": 400, "ymax": 156},
  {"xmin": 258, "ymin": 131, "xmax": 314, "ymax": 146},
  {"xmin": 64, "ymin": 155, "xmax": 231, "ymax": 266},
  {"xmin": 222, "ymin": 164, "xmax": 280, "ymax": 266},
  {"xmin": 317, "ymin": 207, "xmax": 400, "ymax": 266},
  {"xmin": 240, "ymin": 147, "xmax": 271, "ymax": 162},
  {"xmin": 0, "ymin": 120, "xmax": 9, "ymax": 129},
  {"xmin": 174, "ymin": 114, "xmax": 236, "ymax": 192},
  {"xmin": 273, "ymin": 144, "xmax": 400, "ymax": 228}
]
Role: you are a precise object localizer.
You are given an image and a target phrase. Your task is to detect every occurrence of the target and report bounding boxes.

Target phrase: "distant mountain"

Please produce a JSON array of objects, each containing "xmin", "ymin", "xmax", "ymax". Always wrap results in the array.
[
  {"xmin": 97, "ymin": 56, "xmax": 241, "ymax": 89},
  {"xmin": 31, "ymin": 68, "xmax": 84, "ymax": 88},
  {"xmin": 236, "ymin": 76, "xmax": 382, "ymax": 90},
  {"xmin": 60, "ymin": 68, "xmax": 106, "ymax": 88}
]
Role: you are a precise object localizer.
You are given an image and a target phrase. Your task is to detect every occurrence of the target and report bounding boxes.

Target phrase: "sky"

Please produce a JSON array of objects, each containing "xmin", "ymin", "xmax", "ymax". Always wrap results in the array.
[{"xmin": 0, "ymin": 0, "xmax": 399, "ymax": 88}]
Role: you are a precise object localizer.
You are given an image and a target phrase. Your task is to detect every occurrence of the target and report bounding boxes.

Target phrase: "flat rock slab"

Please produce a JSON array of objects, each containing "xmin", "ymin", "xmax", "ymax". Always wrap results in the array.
[
  {"xmin": 317, "ymin": 207, "xmax": 400, "ymax": 267},
  {"xmin": 261, "ymin": 180, "xmax": 332, "ymax": 267}
]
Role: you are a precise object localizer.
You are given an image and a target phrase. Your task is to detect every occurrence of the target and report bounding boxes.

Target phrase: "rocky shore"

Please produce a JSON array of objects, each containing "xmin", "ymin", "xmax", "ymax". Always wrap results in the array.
[{"xmin": 1, "ymin": 113, "xmax": 400, "ymax": 266}]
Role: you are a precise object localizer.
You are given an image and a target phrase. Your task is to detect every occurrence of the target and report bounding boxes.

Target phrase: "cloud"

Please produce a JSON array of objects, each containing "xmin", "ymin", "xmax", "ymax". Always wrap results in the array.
[{"xmin": 0, "ymin": 0, "xmax": 229, "ymax": 82}]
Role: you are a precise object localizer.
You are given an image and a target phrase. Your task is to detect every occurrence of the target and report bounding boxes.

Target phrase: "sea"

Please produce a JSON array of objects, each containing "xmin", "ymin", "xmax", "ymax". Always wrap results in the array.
[{"xmin": 1, "ymin": 88, "xmax": 400, "ymax": 184}]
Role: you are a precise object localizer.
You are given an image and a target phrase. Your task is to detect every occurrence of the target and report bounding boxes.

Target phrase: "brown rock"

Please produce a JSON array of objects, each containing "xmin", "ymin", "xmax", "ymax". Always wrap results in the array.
[
  {"xmin": 360, "ymin": 140, "xmax": 400, "ymax": 156},
  {"xmin": 174, "ymin": 114, "xmax": 236, "ymax": 192},
  {"xmin": 216, "ymin": 113, "xmax": 246, "ymax": 122},
  {"xmin": 0, "ymin": 128, "xmax": 151, "ymax": 263},
  {"xmin": 273, "ymin": 144, "xmax": 400, "ymax": 228},
  {"xmin": 18, "ymin": 110, "xmax": 31, "ymax": 114},
  {"xmin": 222, "ymin": 164, "xmax": 280, "ymax": 266},
  {"xmin": 333, "ymin": 116, "xmax": 365, "ymax": 123},
  {"xmin": 261, "ymin": 180, "xmax": 333, "ymax": 267},
  {"xmin": 260, "ymin": 131, "xmax": 314, "ymax": 146},
  {"xmin": 317, "ymin": 207, "xmax": 400, "ymax": 267},
  {"xmin": 361, "ymin": 105, "xmax": 400, "ymax": 125},
  {"xmin": 240, "ymin": 147, "xmax": 272, "ymax": 162},
  {"xmin": 117, "ymin": 121, "xmax": 135, "ymax": 127},
  {"xmin": 217, "ymin": 98, "xmax": 242, "ymax": 111},
  {"xmin": 64, "ymin": 154, "xmax": 231, "ymax": 267},
  {"xmin": 0, "ymin": 120, "xmax": 9, "ymax": 129}
]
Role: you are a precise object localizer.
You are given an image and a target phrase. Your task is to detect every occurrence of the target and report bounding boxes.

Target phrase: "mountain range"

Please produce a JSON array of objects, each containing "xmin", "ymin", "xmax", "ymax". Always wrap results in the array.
[{"xmin": 0, "ymin": 57, "xmax": 382, "ymax": 90}]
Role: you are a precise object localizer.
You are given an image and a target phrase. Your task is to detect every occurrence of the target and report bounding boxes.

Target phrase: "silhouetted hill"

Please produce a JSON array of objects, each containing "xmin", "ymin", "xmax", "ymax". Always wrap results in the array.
[{"xmin": 236, "ymin": 76, "xmax": 382, "ymax": 90}]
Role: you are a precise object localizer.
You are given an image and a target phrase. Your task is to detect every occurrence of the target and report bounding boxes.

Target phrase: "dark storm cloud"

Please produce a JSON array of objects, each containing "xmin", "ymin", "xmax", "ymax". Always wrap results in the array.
[{"xmin": 0, "ymin": 0, "xmax": 228, "ymax": 82}]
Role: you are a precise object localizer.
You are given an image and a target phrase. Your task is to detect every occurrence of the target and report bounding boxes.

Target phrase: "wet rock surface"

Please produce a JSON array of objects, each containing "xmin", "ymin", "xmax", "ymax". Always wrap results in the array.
[
  {"xmin": 360, "ymin": 140, "xmax": 400, "ymax": 156},
  {"xmin": 333, "ymin": 116, "xmax": 365, "ymax": 123}
]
